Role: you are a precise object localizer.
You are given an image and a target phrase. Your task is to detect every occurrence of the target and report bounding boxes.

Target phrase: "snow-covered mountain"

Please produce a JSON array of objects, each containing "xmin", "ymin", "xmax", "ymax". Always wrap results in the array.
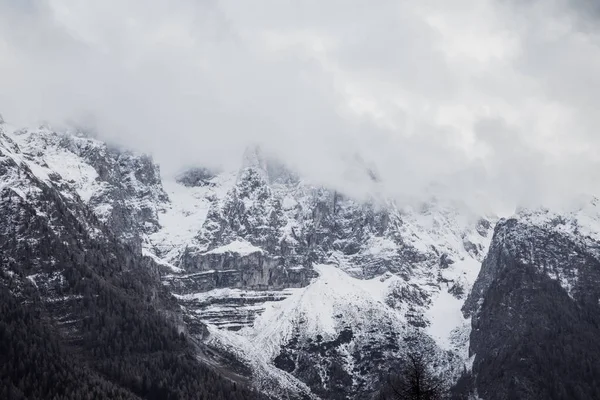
[
  {"xmin": 461, "ymin": 206, "xmax": 600, "ymax": 399},
  {"xmin": 2, "ymin": 119, "xmax": 600, "ymax": 399},
  {"xmin": 0, "ymin": 120, "xmax": 265, "ymax": 399}
]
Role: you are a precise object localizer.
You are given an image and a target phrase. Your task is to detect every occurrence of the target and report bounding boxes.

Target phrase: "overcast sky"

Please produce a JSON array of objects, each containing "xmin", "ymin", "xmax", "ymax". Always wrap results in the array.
[{"xmin": 1, "ymin": 0, "xmax": 600, "ymax": 213}]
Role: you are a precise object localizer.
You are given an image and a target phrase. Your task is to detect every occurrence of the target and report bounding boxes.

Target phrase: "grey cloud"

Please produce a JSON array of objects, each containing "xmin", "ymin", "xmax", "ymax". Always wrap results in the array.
[{"xmin": 0, "ymin": 0, "xmax": 599, "ymax": 214}]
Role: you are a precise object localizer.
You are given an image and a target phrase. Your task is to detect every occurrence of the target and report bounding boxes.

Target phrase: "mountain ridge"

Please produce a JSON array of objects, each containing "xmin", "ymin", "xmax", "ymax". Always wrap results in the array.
[{"xmin": 2, "ymin": 119, "xmax": 600, "ymax": 399}]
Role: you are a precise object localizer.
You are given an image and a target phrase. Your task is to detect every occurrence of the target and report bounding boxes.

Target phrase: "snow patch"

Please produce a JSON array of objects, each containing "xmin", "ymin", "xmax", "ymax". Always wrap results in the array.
[
  {"xmin": 241, "ymin": 264, "xmax": 405, "ymax": 360},
  {"xmin": 364, "ymin": 236, "xmax": 397, "ymax": 257},
  {"xmin": 205, "ymin": 240, "xmax": 264, "ymax": 256},
  {"xmin": 142, "ymin": 248, "xmax": 183, "ymax": 272},
  {"xmin": 148, "ymin": 174, "xmax": 236, "ymax": 264},
  {"xmin": 426, "ymin": 287, "xmax": 468, "ymax": 351}
]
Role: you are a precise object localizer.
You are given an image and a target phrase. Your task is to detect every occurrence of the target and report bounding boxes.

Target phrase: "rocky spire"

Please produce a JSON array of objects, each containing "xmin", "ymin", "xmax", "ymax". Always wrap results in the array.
[{"xmin": 239, "ymin": 144, "xmax": 299, "ymax": 185}]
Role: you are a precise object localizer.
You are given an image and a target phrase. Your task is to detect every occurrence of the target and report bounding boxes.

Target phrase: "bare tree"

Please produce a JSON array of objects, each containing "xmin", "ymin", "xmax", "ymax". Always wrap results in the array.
[{"xmin": 381, "ymin": 351, "xmax": 446, "ymax": 400}]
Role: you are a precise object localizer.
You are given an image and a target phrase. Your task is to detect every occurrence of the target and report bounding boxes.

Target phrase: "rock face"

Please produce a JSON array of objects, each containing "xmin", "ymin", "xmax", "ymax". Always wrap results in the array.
[
  {"xmin": 0, "ymin": 123, "xmax": 263, "ymax": 399},
  {"xmin": 463, "ymin": 208, "xmax": 600, "ymax": 400},
  {"xmin": 10, "ymin": 120, "xmax": 600, "ymax": 399},
  {"xmin": 144, "ymin": 150, "xmax": 495, "ymax": 398},
  {"xmin": 11, "ymin": 127, "xmax": 168, "ymax": 252},
  {"xmin": 4, "ymin": 124, "xmax": 498, "ymax": 399},
  {"xmin": 176, "ymin": 166, "xmax": 217, "ymax": 187}
]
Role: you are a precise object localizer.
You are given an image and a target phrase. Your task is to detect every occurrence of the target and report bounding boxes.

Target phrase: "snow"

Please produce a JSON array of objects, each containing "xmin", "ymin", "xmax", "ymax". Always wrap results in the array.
[
  {"xmin": 425, "ymin": 287, "xmax": 466, "ymax": 351},
  {"xmin": 40, "ymin": 150, "xmax": 99, "ymax": 201},
  {"xmin": 94, "ymin": 203, "xmax": 113, "ymax": 218},
  {"xmin": 163, "ymin": 270, "xmax": 217, "ymax": 280},
  {"xmin": 515, "ymin": 201, "xmax": 600, "ymax": 297},
  {"xmin": 205, "ymin": 325, "xmax": 317, "ymax": 398},
  {"xmin": 280, "ymin": 217, "xmax": 300, "ymax": 245},
  {"xmin": 357, "ymin": 272, "xmax": 401, "ymax": 302},
  {"xmin": 8, "ymin": 127, "xmax": 103, "ymax": 202},
  {"xmin": 22, "ymin": 160, "xmax": 52, "ymax": 183},
  {"xmin": 241, "ymin": 264, "xmax": 405, "ymax": 359},
  {"xmin": 0, "ymin": 129, "xmax": 65, "ymax": 225},
  {"xmin": 26, "ymin": 274, "xmax": 39, "ymax": 288},
  {"xmin": 202, "ymin": 264, "xmax": 409, "ymax": 398},
  {"xmin": 183, "ymin": 191, "xmax": 495, "ymax": 377},
  {"xmin": 282, "ymin": 195, "xmax": 298, "ymax": 210},
  {"xmin": 174, "ymin": 287, "xmax": 296, "ymax": 302},
  {"xmin": 572, "ymin": 198, "xmax": 600, "ymax": 243},
  {"xmin": 142, "ymin": 248, "xmax": 183, "ymax": 272},
  {"xmin": 205, "ymin": 239, "xmax": 264, "ymax": 256},
  {"xmin": 44, "ymin": 294, "xmax": 84, "ymax": 303},
  {"xmin": 550, "ymin": 266, "xmax": 579, "ymax": 298},
  {"xmin": 363, "ymin": 236, "xmax": 397, "ymax": 257},
  {"xmin": 400, "ymin": 203, "xmax": 492, "ymax": 264},
  {"xmin": 149, "ymin": 180, "xmax": 211, "ymax": 257},
  {"xmin": 148, "ymin": 173, "xmax": 236, "ymax": 263},
  {"xmin": 0, "ymin": 121, "xmax": 503, "ymax": 397},
  {"xmin": 9, "ymin": 187, "xmax": 27, "ymax": 200}
]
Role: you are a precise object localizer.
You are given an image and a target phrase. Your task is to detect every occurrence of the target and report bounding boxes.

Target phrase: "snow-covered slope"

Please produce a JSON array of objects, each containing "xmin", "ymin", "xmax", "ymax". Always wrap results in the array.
[
  {"xmin": 0, "ymin": 118, "xmax": 266, "ymax": 400},
  {"xmin": 143, "ymin": 149, "xmax": 496, "ymax": 397},
  {"xmin": 5, "ymin": 118, "xmax": 600, "ymax": 399},
  {"xmin": 7, "ymin": 125, "xmax": 168, "ymax": 251},
  {"xmin": 0, "ymin": 121, "xmax": 495, "ymax": 398},
  {"xmin": 148, "ymin": 173, "xmax": 236, "ymax": 266}
]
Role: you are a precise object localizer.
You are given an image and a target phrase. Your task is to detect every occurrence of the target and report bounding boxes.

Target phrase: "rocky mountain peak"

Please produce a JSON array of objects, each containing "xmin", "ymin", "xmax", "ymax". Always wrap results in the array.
[
  {"xmin": 240, "ymin": 144, "xmax": 299, "ymax": 185},
  {"xmin": 458, "ymin": 204, "xmax": 600, "ymax": 399},
  {"xmin": 3, "ymin": 120, "xmax": 599, "ymax": 399}
]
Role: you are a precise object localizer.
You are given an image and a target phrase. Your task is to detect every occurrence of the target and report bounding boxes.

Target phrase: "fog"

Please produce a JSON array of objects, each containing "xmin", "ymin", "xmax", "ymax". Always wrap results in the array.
[{"xmin": 1, "ymin": 0, "xmax": 600, "ymax": 214}]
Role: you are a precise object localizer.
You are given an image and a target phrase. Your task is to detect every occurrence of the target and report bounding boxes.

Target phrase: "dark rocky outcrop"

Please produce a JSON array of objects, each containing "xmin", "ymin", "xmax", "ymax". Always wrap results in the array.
[
  {"xmin": 170, "ymin": 253, "xmax": 311, "ymax": 293},
  {"xmin": 461, "ymin": 216, "xmax": 600, "ymax": 400},
  {"xmin": 176, "ymin": 167, "xmax": 217, "ymax": 187}
]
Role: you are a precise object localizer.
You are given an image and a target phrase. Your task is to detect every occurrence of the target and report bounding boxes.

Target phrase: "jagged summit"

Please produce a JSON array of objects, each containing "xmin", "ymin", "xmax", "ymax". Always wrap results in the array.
[
  {"xmin": 0, "ymin": 118, "xmax": 263, "ymax": 400},
  {"xmin": 2, "ymin": 119, "xmax": 600, "ymax": 399},
  {"xmin": 459, "ymin": 201, "xmax": 600, "ymax": 399},
  {"xmin": 0, "ymin": 122, "xmax": 495, "ymax": 398},
  {"xmin": 240, "ymin": 144, "xmax": 299, "ymax": 185},
  {"xmin": 241, "ymin": 145, "xmax": 268, "ymax": 173}
]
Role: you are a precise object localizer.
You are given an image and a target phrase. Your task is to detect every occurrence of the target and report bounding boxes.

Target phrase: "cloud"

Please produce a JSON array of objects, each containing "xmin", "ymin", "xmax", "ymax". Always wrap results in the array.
[{"xmin": 0, "ymin": 0, "xmax": 599, "ymax": 214}]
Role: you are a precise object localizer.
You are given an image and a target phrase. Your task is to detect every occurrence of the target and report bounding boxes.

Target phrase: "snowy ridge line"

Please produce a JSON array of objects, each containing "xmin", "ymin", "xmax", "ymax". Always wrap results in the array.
[
  {"xmin": 205, "ymin": 239, "xmax": 264, "ymax": 256},
  {"xmin": 0, "ymin": 121, "xmax": 501, "ymax": 398}
]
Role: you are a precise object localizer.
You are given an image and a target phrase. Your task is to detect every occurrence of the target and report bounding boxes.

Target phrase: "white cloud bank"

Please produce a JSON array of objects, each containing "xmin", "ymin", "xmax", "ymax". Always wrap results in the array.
[{"xmin": 1, "ymin": 0, "xmax": 600, "ymax": 213}]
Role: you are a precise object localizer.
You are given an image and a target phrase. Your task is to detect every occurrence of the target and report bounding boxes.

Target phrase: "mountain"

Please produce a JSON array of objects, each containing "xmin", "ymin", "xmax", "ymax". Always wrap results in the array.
[
  {"xmin": 460, "ymin": 206, "xmax": 600, "ymax": 400},
  {"xmin": 141, "ymin": 146, "xmax": 495, "ymax": 398},
  {"xmin": 0, "ymin": 122, "xmax": 263, "ymax": 399},
  {"xmin": 1, "ymin": 119, "xmax": 599, "ymax": 399}
]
